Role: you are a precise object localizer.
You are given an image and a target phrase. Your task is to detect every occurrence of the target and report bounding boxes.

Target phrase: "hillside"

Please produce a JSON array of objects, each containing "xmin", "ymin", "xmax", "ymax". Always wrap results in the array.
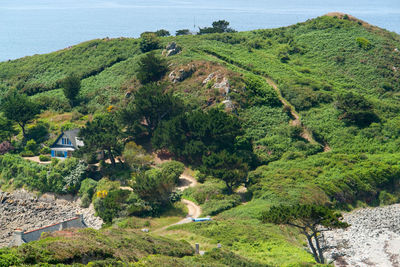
[{"xmin": 1, "ymin": 14, "xmax": 400, "ymax": 266}]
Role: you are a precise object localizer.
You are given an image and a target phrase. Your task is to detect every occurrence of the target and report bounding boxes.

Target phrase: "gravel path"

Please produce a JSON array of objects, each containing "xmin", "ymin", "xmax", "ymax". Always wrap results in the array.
[{"xmin": 324, "ymin": 204, "xmax": 400, "ymax": 266}]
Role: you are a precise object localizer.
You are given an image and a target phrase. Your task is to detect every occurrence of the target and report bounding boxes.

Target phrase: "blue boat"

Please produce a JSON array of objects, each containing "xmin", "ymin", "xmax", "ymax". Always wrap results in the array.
[{"xmin": 191, "ymin": 217, "xmax": 212, "ymax": 222}]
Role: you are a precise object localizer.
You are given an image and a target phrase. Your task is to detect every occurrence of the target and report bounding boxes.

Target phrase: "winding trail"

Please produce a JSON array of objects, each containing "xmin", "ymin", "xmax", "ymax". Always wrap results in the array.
[
  {"xmin": 203, "ymin": 50, "xmax": 331, "ymax": 152},
  {"xmin": 171, "ymin": 170, "xmax": 201, "ymax": 225}
]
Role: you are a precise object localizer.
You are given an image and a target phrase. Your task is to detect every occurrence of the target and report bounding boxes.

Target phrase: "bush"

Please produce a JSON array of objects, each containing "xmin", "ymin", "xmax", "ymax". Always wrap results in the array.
[
  {"xmin": 139, "ymin": 32, "xmax": 161, "ymax": 53},
  {"xmin": 39, "ymin": 155, "xmax": 50, "ymax": 162},
  {"xmin": 0, "ymin": 141, "xmax": 14, "ymax": 155},
  {"xmin": 356, "ymin": 37, "xmax": 373, "ymax": 50},
  {"xmin": 136, "ymin": 52, "xmax": 168, "ymax": 84},
  {"xmin": 19, "ymin": 150, "xmax": 34, "ymax": 157},
  {"xmin": 40, "ymin": 146, "xmax": 51, "ymax": 155},
  {"xmin": 25, "ymin": 139, "xmax": 39, "ymax": 155}
]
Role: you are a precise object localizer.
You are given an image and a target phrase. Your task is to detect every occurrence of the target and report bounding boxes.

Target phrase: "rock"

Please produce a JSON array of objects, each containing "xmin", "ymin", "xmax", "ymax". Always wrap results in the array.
[
  {"xmin": 168, "ymin": 64, "xmax": 195, "ymax": 83},
  {"xmin": 164, "ymin": 42, "xmax": 182, "ymax": 57},
  {"xmin": 222, "ymin": 99, "xmax": 234, "ymax": 109},
  {"xmin": 213, "ymin": 77, "xmax": 230, "ymax": 96},
  {"xmin": 202, "ymin": 72, "xmax": 216, "ymax": 85},
  {"xmin": 0, "ymin": 189, "xmax": 102, "ymax": 248},
  {"xmin": 323, "ymin": 204, "xmax": 400, "ymax": 266}
]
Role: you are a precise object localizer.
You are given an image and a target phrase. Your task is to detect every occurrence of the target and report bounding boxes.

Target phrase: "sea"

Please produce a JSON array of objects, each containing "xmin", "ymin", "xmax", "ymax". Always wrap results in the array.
[{"xmin": 1, "ymin": 0, "xmax": 400, "ymax": 62}]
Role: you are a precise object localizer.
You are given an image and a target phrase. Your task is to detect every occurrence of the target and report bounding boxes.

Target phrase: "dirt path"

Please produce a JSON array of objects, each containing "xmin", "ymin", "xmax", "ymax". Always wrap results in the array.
[
  {"xmin": 203, "ymin": 51, "xmax": 331, "ymax": 152},
  {"xmin": 265, "ymin": 78, "xmax": 324, "ymax": 148},
  {"xmin": 174, "ymin": 170, "xmax": 201, "ymax": 224}
]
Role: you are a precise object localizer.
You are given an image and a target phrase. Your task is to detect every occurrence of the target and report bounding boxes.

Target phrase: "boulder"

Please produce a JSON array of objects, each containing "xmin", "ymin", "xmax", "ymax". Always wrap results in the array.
[
  {"xmin": 168, "ymin": 64, "xmax": 195, "ymax": 83},
  {"xmin": 164, "ymin": 42, "xmax": 182, "ymax": 57}
]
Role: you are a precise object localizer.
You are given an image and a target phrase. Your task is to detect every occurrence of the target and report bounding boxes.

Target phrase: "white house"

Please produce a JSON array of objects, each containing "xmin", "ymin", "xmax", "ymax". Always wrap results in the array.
[{"xmin": 50, "ymin": 129, "xmax": 83, "ymax": 158}]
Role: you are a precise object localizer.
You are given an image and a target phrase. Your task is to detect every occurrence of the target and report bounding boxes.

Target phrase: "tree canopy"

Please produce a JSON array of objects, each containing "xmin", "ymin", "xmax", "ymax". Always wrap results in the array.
[
  {"xmin": 1, "ymin": 90, "xmax": 39, "ymax": 140},
  {"xmin": 139, "ymin": 32, "xmax": 161, "ymax": 53},
  {"xmin": 335, "ymin": 92, "xmax": 379, "ymax": 127},
  {"xmin": 61, "ymin": 74, "xmax": 81, "ymax": 106},
  {"xmin": 261, "ymin": 204, "xmax": 348, "ymax": 264},
  {"xmin": 119, "ymin": 83, "xmax": 184, "ymax": 137},
  {"xmin": 199, "ymin": 20, "xmax": 236, "ymax": 35},
  {"xmin": 136, "ymin": 52, "xmax": 169, "ymax": 84},
  {"xmin": 79, "ymin": 113, "xmax": 122, "ymax": 166}
]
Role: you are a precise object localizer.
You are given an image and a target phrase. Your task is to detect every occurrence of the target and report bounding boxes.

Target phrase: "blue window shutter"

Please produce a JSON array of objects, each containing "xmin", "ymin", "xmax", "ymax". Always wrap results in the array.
[
  {"xmin": 64, "ymin": 151, "xmax": 68, "ymax": 157},
  {"xmin": 51, "ymin": 150, "xmax": 55, "ymax": 157}
]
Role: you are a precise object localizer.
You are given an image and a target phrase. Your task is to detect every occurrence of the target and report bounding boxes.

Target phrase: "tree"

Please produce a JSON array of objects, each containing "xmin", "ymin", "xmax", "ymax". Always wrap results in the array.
[
  {"xmin": 155, "ymin": 29, "xmax": 170, "ymax": 37},
  {"xmin": 202, "ymin": 150, "xmax": 248, "ymax": 193},
  {"xmin": 119, "ymin": 83, "xmax": 184, "ymax": 137},
  {"xmin": 335, "ymin": 92, "xmax": 379, "ymax": 127},
  {"xmin": 136, "ymin": 52, "xmax": 169, "ymax": 84},
  {"xmin": 176, "ymin": 29, "xmax": 191, "ymax": 36},
  {"xmin": 0, "ymin": 141, "xmax": 14, "ymax": 155},
  {"xmin": 123, "ymin": 141, "xmax": 153, "ymax": 171},
  {"xmin": 79, "ymin": 113, "xmax": 122, "ymax": 166},
  {"xmin": 61, "ymin": 74, "xmax": 81, "ymax": 106},
  {"xmin": 199, "ymin": 20, "xmax": 235, "ymax": 35},
  {"xmin": 152, "ymin": 108, "xmax": 244, "ymax": 163},
  {"xmin": 1, "ymin": 90, "xmax": 39, "ymax": 140},
  {"xmin": 0, "ymin": 114, "xmax": 17, "ymax": 141},
  {"xmin": 133, "ymin": 162, "xmax": 184, "ymax": 207},
  {"xmin": 139, "ymin": 32, "xmax": 161, "ymax": 53},
  {"xmin": 261, "ymin": 204, "xmax": 349, "ymax": 264}
]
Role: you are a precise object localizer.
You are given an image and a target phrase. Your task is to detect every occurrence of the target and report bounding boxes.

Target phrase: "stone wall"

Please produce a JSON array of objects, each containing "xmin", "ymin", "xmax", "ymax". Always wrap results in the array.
[
  {"xmin": 10, "ymin": 214, "xmax": 86, "ymax": 246},
  {"xmin": 0, "ymin": 190, "xmax": 102, "ymax": 247}
]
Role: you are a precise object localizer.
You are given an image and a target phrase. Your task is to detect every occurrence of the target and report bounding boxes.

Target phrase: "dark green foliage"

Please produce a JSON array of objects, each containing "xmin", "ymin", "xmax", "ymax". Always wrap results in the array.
[
  {"xmin": 153, "ymin": 108, "xmax": 246, "ymax": 163},
  {"xmin": 119, "ymin": 83, "xmax": 184, "ymax": 137},
  {"xmin": 79, "ymin": 113, "xmax": 122, "ymax": 166},
  {"xmin": 155, "ymin": 29, "xmax": 171, "ymax": 37},
  {"xmin": 244, "ymin": 74, "xmax": 281, "ymax": 107},
  {"xmin": 202, "ymin": 150, "xmax": 249, "ymax": 193},
  {"xmin": 199, "ymin": 20, "xmax": 235, "ymax": 35},
  {"xmin": 94, "ymin": 189, "xmax": 131, "ymax": 222},
  {"xmin": 133, "ymin": 162, "xmax": 184, "ymax": 209},
  {"xmin": 1, "ymin": 90, "xmax": 39, "ymax": 139},
  {"xmin": 38, "ymin": 155, "xmax": 50, "ymax": 162},
  {"xmin": 176, "ymin": 29, "xmax": 191, "ymax": 36},
  {"xmin": 335, "ymin": 92, "xmax": 379, "ymax": 127},
  {"xmin": 26, "ymin": 122, "xmax": 49, "ymax": 143},
  {"xmin": 139, "ymin": 32, "xmax": 161, "ymax": 53},
  {"xmin": 0, "ymin": 115, "xmax": 17, "ymax": 141},
  {"xmin": 61, "ymin": 74, "xmax": 81, "ymax": 105},
  {"xmin": 136, "ymin": 52, "xmax": 168, "ymax": 84}
]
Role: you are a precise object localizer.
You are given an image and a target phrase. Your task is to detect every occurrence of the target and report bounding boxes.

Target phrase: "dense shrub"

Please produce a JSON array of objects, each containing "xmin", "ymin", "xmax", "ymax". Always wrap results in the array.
[
  {"xmin": 136, "ymin": 52, "xmax": 168, "ymax": 84},
  {"xmin": 201, "ymin": 194, "xmax": 241, "ymax": 216},
  {"xmin": 356, "ymin": 37, "xmax": 373, "ymax": 50},
  {"xmin": 139, "ymin": 32, "xmax": 161, "ymax": 53},
  {"xmin": 38, "ymin": 155, "xmax": 50, "ymax": 162}
]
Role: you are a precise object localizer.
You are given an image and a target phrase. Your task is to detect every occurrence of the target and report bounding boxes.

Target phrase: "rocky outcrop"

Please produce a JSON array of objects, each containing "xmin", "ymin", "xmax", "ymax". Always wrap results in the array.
[
  {"xmin": 168, "ymin": 64, "xmax": 195, "ymax": 83},
  {"xmin": 0, "ymin": 190, "xmax": 102, "ymax": 247},
  {"xmin": 324, "ymin": 204, "xmax": 400, "ymax": 266},
  {"xmin": 164, "ymin": 42, "xmax": 181, "ymax": 57}
]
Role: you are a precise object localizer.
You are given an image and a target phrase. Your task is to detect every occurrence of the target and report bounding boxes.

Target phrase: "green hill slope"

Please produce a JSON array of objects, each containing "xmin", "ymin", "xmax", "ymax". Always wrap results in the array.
[{"xmin": 1, "ymin": 14, "xmax": 400, "ymax": 266}]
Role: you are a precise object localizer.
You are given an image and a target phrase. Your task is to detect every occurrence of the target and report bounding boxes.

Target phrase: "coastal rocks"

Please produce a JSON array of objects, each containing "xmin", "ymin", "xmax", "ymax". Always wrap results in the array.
[
  {"xmin": 324, "ymin": 204, "xmax": 400, "ymax": 266},
  {"xmin": 0, "ymin": 189, "xmax": 102, "ymax": 247},
  {"xmin": 164, "ymin": 42, "xmax": 181, "ymax": 57},
  {"xmin": 168, "ymin": 64, "xmax": 195, "ymax": 83}
]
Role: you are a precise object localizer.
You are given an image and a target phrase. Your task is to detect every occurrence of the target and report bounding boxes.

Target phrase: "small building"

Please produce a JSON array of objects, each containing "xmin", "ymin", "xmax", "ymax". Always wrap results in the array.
[{"xmin": 50, "ymin": 129, "xmax": 83, "ymax": 158}]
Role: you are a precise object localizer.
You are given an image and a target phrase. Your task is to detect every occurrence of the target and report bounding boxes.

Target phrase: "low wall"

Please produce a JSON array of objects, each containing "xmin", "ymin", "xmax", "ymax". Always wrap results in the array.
[{"xmin": 10, "ymin": 214, "xmax": 87, "ymax": 246}]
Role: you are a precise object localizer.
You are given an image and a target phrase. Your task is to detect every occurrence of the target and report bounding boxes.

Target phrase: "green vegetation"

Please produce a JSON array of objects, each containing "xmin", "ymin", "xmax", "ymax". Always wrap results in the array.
[{"xmin": 1, "ymin": 15, "xmax": 400, "ymax": 265}]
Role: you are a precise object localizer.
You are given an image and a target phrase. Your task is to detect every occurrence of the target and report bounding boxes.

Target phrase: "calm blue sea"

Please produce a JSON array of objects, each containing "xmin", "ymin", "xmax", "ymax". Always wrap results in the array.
[{"xmin": 1, "ymin": 0, "xmax": 400, "ymax": 62}]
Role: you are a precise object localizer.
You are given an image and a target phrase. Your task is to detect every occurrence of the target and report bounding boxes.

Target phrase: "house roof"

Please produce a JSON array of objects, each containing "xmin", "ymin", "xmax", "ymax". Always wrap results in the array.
[{"xmin": 50, "ymin": 128, "xmax": 83, "ymax": 149}]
